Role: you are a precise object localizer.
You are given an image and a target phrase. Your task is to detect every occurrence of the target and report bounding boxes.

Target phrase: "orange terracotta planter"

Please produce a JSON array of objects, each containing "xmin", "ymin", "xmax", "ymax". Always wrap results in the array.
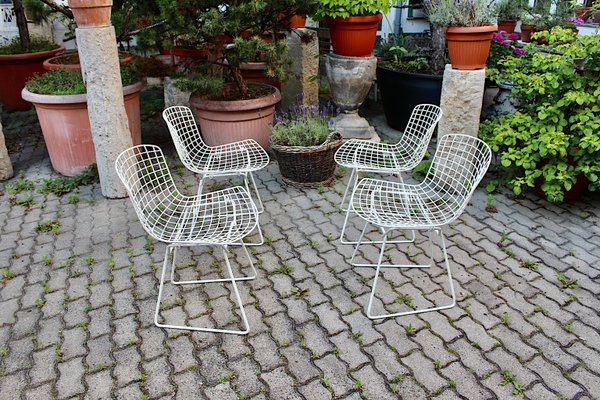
[
  {"xmin": 446, "ymin": 24, "xmax": 497, "ymax": 70},
  {"xmin": 289, "ymin": 15, "xmax": 307, "ymax": 28},
  {"xmin": 43, "ymin": 50, "xmax": 133, "ymax": 71},
  {"xmin": 189, "ymin": 84, "xmax": 281, "ymax": 149},
  {"xmin": 0, "ymin": 46, "xmax": 64, "ymax": 110},
  {"xmin": 326, "ymin": 13, "xmax": 383, "ymax": 57},
  {"xmin": 520, "ymin": 24, "xmax": 535, "ymax": 43},
  {"xmin": 21, "ymin": 82, "xmax": 144, "ymax": 176},
  {"xmin": 68, "ymin": 0, "xmax": 112, "ymax": 28},
  {"xmin": 497, "ymin": 20, "xmax": 517, "ymax": 34}
]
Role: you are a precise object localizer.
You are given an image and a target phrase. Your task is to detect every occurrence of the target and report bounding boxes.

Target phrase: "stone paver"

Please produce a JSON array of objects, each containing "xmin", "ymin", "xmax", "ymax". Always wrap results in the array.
[{"xmin": 0, "ymin": 105, "xmax": 599, "ymax": 399}]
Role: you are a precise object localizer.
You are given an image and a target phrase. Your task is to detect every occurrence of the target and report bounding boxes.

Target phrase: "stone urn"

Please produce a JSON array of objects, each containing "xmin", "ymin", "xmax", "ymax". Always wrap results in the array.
[{"xmin": 325, "ymin": 54, "xmax": 378, "ymax": 140}]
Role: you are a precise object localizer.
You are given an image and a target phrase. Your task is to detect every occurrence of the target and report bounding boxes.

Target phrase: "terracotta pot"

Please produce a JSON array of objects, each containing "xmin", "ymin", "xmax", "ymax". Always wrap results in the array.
[
  {"xmin": 0, "ymin": 46, "xmax": 64, "ymax": 110},
  {"xmin": 576, "ymin": 7, "xmax": 591, "ymax": 20},
  {"xmin": 68, "ymin": 0, "xmax": 113, "ymax": 28},
  {"xmin": 326, "ymin": 13, "xmax": 383, "ymax": 57},
  {"xmin": 445, "ymin": 24, "xmax": 497, "ymax": 70},
  {"xmin": 239, "ymin": 62, "xmax": 281, "ymax": 90},
  {"xmin": 520, "ymin": 24, "xmax": 535, "ymax": 43},
  {"xmin": 289, "ymin": 15, "xmax": 307, "ymax": 28},
  {"xmin": 189, "ymin": 84, "xmax": 281, "ymax": 149},
  {"xmin": 43, "ymin": 50, "xmax": 133, "ymax": 71},
  {"xmin": 21, "ymin": 81, "xmax": 144, "ymax": 176},
  {"xmin": 497, "ymin": 20, "xmax": 517, "ymax": 34}
]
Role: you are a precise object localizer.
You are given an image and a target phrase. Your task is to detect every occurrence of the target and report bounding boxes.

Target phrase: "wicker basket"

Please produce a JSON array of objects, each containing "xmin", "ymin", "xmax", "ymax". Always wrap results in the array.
[{"xmin": 271, "ymin": 131, "xmax": 343, "ymax": 186}]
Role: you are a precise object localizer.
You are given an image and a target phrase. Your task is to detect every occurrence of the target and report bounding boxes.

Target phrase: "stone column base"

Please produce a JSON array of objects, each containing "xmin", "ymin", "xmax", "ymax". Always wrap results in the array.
[{"xmin": 333, "ymin": 112, "xmax": 380, "ymax": 142}]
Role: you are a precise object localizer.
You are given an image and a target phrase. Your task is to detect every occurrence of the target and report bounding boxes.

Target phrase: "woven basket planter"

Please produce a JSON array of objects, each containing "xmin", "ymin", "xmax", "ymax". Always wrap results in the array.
[{"xmin": 271, "ymin": 132, "xmax": 343, "ymax": 186}]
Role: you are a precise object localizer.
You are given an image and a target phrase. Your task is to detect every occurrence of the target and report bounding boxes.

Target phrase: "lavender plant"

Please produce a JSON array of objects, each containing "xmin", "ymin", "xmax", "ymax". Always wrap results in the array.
[
  {"xmin": 271, "ymin": 100, "xmax": 339, "ymax": 147},
  {"xmin": 424, "ymin": 0, "xmax": 497, "ymax": 27}
]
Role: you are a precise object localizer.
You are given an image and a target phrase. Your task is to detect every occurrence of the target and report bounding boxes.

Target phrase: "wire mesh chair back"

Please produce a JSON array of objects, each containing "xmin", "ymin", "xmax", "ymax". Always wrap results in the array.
[
  {"xmin": 162, "ymin": 106, "xmax": 209, "ymax": 168},
  {"xmin": 115, "ymin": 145, "xmax": 185, "ymax": 242},
  {"xmin": 397, "ymin": 104, "xmax": 443, "ymax": 167},
  {"xmin": 425, "ymin": 134, "xmax": 492, "ymax": 221}
]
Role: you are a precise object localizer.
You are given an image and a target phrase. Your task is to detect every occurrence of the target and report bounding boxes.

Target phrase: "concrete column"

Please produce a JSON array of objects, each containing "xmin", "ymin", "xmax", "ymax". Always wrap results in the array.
[
  {"xmin": 77, "ymin": 26, "xmax": 133, "ymax": 198},
  {"xmin": 0, "ymin": 115, "xmax": 14, "ymax": 181},
  {"xmin": 281, "ymin": 28, "xmax": 319, "ymax": 109},
  {"xmin": 438, "ymin": 65, "xmax": 486, "ymax": 139}
]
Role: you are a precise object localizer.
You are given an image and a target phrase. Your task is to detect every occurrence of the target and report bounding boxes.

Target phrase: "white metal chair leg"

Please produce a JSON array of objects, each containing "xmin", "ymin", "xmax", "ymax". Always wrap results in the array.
[
  {"xmin": 350, "ymin": 223, "xmax": 432, "ymax": 268},
  {"xmin": 248, "ymin": 172, "xmax": 264, "ymax": 214},
  {"xmin": 155, "ymin": 245, "xmax": 251, "ymax": 334},
  {"xmin": 365, "ymin": 229, "xmax": 456, "ymax": 320},
  {"xmin": 170, "ymin": 243, "xmax": 257, "ymax": 284},
  {"xmin": 340, "ymin": 168, "xmax": 357, "ymax": 212}
]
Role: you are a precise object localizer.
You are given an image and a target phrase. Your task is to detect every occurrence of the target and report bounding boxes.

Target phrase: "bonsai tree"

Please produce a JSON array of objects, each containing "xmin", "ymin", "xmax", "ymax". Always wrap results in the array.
[{"xmin": 177, "ymin": 0, "xmax": 320, "ymax": 99}]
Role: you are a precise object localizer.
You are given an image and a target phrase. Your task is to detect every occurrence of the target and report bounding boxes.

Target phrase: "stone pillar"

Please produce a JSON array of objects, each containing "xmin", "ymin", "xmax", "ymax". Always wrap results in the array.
[
  {"xmin": 438, "ymin": 65, "xmax": 486, "ymax": 139},
  {"xmin": 0, "ymin": 115, "xmax": 14, "ymax": 181},
  {"xmin": 76, "ymin": 26, "xmax": 133, "ymax": 198},
  {"xmin": 281, "ymin": 28, "xmax": 319, "ymax": 109},
  {"xmin": 326, "ymin": 54, "xmax": 378, "ymax": 141}
]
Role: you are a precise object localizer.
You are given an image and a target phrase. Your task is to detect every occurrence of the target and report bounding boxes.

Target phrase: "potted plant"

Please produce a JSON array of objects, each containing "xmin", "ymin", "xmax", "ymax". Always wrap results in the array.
[
  {"xmin": 494, "ymin": 0, "xmax": 525, "ymax": 33},
  {"xmin": 425, "ymin": 0, "xmax": 498, "ymax": 70},
  {"xmin": 43, "ymin": 50, "xmax": 133, "ymax": 71},
  {"xmin": 21, "ymin": 65, "xmax": 144, "ymax": 176},
  {"xmin": 0, "ymin": 0, "xmax": 63, "ymax": 110},
  {"xmin": 271, "ymin": 100, "xmax": 342, "ymax": 185},
  {"xmin": 376, "ymin": 37, "xmax": 443, "ymax": 131},
  {"xmin": 313, "ymin": 0, "xmax": 393, "ymax": 57},
  {"xmin": 480, "ymin": 34, "xmax": 600, "ymax": 202},
  {"xmin": 175, "ymin": 1, "xmax": 316, "ymax": 149}
]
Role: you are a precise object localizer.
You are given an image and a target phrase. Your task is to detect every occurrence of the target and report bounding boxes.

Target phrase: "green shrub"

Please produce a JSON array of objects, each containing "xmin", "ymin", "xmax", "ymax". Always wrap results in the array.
[
  {"xmin": 480, "ymin": 34, "xmax": 600, "ymax": 202},
  {"xmin": 0, "ymin": 36, "xmax": 58, "ymax": 55},
  {"xmin": 313, "ymin": 0, "xmax": 393, "ymax": 19},
  {"xmin": 25, "ymin": 65, "xmax": 139, "ymax": 95}
]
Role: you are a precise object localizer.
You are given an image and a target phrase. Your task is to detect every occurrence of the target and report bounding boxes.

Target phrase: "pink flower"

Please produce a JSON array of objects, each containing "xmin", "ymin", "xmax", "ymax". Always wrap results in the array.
[{"xmin": 508, "ymin": 33, "xmax": 520, "ymax": 41}]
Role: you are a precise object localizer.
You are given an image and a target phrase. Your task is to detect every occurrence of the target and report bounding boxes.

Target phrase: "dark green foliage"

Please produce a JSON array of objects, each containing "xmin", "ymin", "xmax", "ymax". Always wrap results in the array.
[
  {"xmin": 0, "ymin": 36, "xmax": 58, "ymax": 55},
  {"xmin": 26, "ymin": 66, "xmax": 139, "ymax": 95},
  {"xmin": 37, "ymin": 165, "xmax": 99, "ymax": 196}
]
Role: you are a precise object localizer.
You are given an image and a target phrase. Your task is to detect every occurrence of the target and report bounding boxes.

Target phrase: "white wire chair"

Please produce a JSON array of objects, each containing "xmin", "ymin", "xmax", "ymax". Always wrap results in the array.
[
  {"xmin": 162, "ymin": 106, "xmax": 269, "ymax": 222},
  {"xmin": 335, "ymin": 104, "xmax": 443, "ymax": 245},
  {"xmin": 347, "ymin": 134, "xmax": 492, "ymax": 320},
  {"xmin": 115, "ymin": 144, "xmax": 260, "ymax": 334}
]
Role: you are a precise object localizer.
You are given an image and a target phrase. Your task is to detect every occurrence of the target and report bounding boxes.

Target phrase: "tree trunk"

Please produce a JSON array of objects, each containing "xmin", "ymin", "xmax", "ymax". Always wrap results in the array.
[
  {"xmin": 431, "ymin": 25, "xmax": 445, "ymax": 73},
  {"xmin": 13, "ymin": 0, "xmax": 30, "ymax": 51}
]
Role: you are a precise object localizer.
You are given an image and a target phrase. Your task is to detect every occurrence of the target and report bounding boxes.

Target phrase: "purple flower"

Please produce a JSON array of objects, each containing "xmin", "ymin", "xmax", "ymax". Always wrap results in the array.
[
  {"xmin": 508, "ymin": 33, "xmax": 519, "ymax": 41},
  {"xmin": 512, "ymin": 47, "xmax": 526, "ymax": 55}
]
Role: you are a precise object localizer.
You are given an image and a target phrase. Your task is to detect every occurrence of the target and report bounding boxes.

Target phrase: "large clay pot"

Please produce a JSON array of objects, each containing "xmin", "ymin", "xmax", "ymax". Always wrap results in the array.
[
  {"xmin": 446, "ymin": 24, "xmax": 497, "ymax": 70},
  {"xmin": 377, "ymin": 65, "xmax": 443, "ymax": 131},
  {"xmin": 68, "ymin": 0, "xmax": 113, "ymax": 28},
  {"xmin": 43, "ymin": 50, "xmax": 133, "ymax": 71},
  {"xmin": 326, "ymin": 13, "xmax": 383, "ymax": 57},
  {"xmin": 189, "ymin": 84, "xmax": 281, "ymax": 149},
  {"xmin": 0, "ymin": 46, "xmax": 64, "ymax": 110},
  {"xmin": 497, "ymin": 20, "xmax": 517, "ymax": 34},
  {"xmin": 239, "ymin": 62, "xmax": 281, "ymax": 89},
  {"xmin": 21, "ymin": 81, "xmax": 144, "ymax": 176},
  {"xmin": 520, "ymin": 24, "xmax": 535, "ymax": 43}
]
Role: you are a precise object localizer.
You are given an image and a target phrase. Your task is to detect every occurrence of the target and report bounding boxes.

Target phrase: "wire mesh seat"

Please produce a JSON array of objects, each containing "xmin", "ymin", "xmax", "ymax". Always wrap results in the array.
[
  {"xmin": 162, "ymin": 106, "xmax": 269, "ymax": 217},
  {"xmin": 115, "ymin": 144, "xmax": 260, "ymax": 334},
  {"xmin": 335, "ymin": 104, "xmax": 443, "ymax": 244},
  {"xmin": 347, "ymin": 134, "xmax": 492, "ymax": 320}
]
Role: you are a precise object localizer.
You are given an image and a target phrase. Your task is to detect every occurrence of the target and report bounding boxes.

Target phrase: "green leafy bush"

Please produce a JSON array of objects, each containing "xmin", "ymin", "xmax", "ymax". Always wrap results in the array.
[
  {"xmin": 313, "ymin": 0, "xmax": 393, "ymax": 19},
  {"xmin": 480, "ymin": 35, "xmax": 600, "ymax": 202},
  {"xmin": 26, "ymin": 65, "xmax": 139, "ymax": 95},
  {"xmin": 0, "ymin": 36, "xmax": 58, "ymax": 55}
]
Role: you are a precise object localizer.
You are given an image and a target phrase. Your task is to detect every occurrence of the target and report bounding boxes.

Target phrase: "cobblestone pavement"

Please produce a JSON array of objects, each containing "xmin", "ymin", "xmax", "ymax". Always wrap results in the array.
[{"xmin": 1, "ymin": 106, "xmax": 600, "ymax": 400}]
